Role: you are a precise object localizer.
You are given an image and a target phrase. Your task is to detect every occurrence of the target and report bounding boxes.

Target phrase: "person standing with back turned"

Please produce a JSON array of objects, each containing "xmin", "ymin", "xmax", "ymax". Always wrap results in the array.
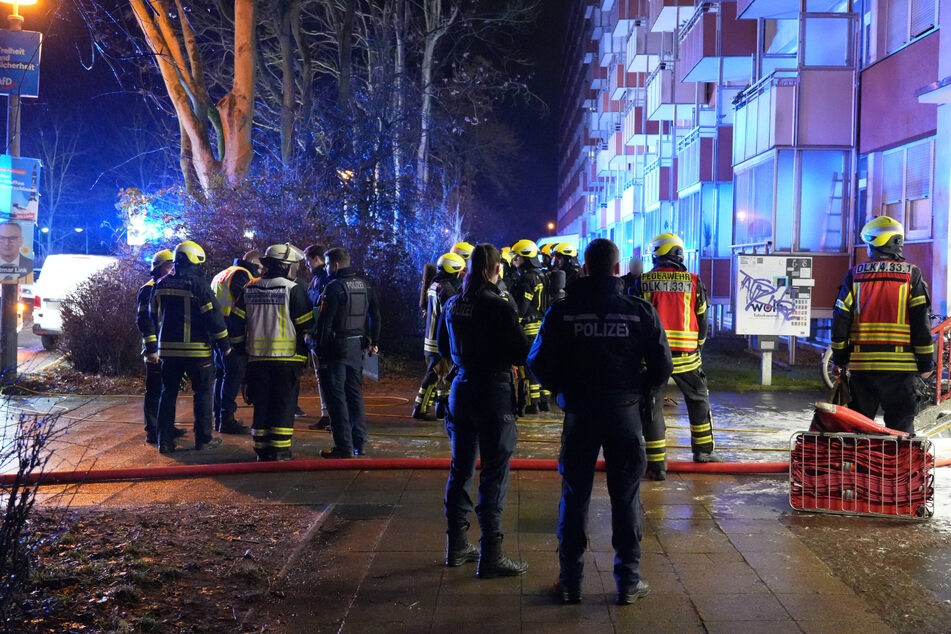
[
  {"xmin": 437, "ymin": 244, "xmax": 530, "ymax": 577},
  {"xmin": 528, "ymin": 238, "xmax": 672, "ymax": 605}
]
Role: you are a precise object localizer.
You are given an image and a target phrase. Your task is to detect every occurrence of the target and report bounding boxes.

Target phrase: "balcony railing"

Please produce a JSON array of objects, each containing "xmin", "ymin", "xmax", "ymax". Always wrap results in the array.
[
  {"xmin": 676, "ymin": 123, "xmax": 734, "ymax": 191},
  {"xmin": 648, "ymin": 0, "xmax": 694, "ymax": 33},
  {"xmin": 678, "ymin": 1, "xmax": 755, "ymax": 83},
  {"xmin": 626, "ymin": 22, "xmax": 671, "ymax": 72},
  {"xmin": 645, "ymin": 63, "xmax": 694, "ymax": 121}
]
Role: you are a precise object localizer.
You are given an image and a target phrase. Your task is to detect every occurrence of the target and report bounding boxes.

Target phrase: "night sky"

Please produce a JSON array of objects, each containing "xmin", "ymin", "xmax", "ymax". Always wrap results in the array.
[{"xmin": 5, "ymin": 1, "xmax": 566, "ymax": 257}]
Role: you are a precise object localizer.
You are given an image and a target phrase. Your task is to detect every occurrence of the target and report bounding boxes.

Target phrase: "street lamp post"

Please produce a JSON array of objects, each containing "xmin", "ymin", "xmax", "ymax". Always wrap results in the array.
[{"xmin": 0, "ymin": 0, "xmax": 36, "ymax": 379}]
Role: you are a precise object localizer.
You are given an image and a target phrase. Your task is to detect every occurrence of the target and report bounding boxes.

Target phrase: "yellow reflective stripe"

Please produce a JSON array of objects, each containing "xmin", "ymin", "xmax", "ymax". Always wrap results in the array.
[
  {"xmin": 898, "ymin": 282, "xmax": 907, "ymax": 324},
  {"xmin": 212, "ymin": 330, "xmax": 228, "ymax": 340},
  {"xmin": 852, "ymin": 351, "xmax": 916, "ymax": 359},
  {"xmin": 251, "ymin": 429, "xmax": 269, "ymax": 437},
  {"xmin": 910, "ymin": 295, "xmax": 927, "ymax": 307},
  {"xmin": 230, "ymin": 336, "xmax": 245, "ymax": 344},
  {"xmin": 645, "ymin": 440, "xmax": 666, "ymax": 448},
  {"xmin": 248, "ymin": 354, "xmax": 308, "ymax": 363},
  {"xmin": 293, "ymin": 313, "xmax": 312, "ymax": 326},
  {"xmin": 219, "ymin": 306, "xmax": 232, "ymax": 317},
  {"xmin": 647, "ymin": 453, "xmax": 666, "ymax": 462},
  {"xmin": 696, "ymin": 300, "xmax": 707, "ymax": 315},
  {"xmin": 915, "ymin": 344, "xmax": 934, "ymax": 354},
  {"xmin": 691, "ymin": 423, "xmax": 712, "ymax": 433},
  {"xmin": 157, "ymin": 350, "xmax": 212, "ymax": 358},
  {"xmin": 835, "ymin": 299, "xmax": 850, "ymax": 312},
  {"xmin": 143, "ymin": 335, "xmax": 157, "ymax": 343},
  {"xmin": 271, "ymin": 440, "xmax": 293, "ymax": 448},
  {"xmin": 830, "ymin": 340, "xmax": 847, "ymax": 350},
  {"xmin": 523, "ymin": 292, "xmax": 533, "ymax": 300},
  {"xmin": 200, "ymin": 302, "xmax": 214, "ymax": 314},
  {"xmin": 271, "ymin": 427, "xmax": 294, "ymax": 435},
  {"xmin": 183, "ymin": 296, "xmax": 192, "ymax": 343},
  {"xmin": 693, "ymin": 434, "xmax": 714, "ymax": 445},
  {"xmin": 232, "ymin": 307, "xmax": 246, "ymax": 319},
  {"xmin": 850, "ymin": 362, "xmax": 918, "ymax": 371}
]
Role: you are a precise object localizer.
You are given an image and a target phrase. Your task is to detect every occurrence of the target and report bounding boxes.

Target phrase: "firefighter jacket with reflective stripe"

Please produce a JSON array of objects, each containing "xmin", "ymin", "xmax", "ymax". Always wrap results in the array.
[
  {"xmin": 636, "ymin": 263, "xmax": 708, "ymax": 374},
  {"xmin": 229, "ymin": 275, "xmax": 313, "ymax": 363},
  {"xmin": 141, "ymin": 267, "xmax": 229, "ymax": 358},
  {"xmin": 135, "ymin": 278, "xmax": 157, "ymax": 354},
  {"xmin": 831, "ymin": 258, "xmax": 934, "ymax": 373},
  {"xmin": 527, "ymin": 275, "xmax": 673, "ymax": 411},
  {"xmin": 211, "ymin": 261, "xmax": 254, "ymax": 317},
  {"xmin": 313, "ymin": 268, "xmax": 381, "ymax": 360},
  {"xmin": 437, "ymin": 284, "xmax": 529, "ymax": 374},
  {"xmin": 512, "ymin": 264, "xmax": 550, "ymax": 337},
  {"xmin": 424, "ymin": 273, "xmax": 461, "ymax": 356}
]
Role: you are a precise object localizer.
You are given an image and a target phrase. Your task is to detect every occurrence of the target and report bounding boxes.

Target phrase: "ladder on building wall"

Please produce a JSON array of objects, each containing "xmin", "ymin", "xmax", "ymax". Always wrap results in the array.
[{"xmin": 820, "ymin": 173, "xmax": 844, "ymax": 251}]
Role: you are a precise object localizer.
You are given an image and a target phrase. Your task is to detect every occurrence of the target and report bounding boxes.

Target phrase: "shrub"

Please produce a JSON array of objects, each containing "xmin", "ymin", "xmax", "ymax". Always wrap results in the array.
[{"xmin": 59, "ymin": 260, "xmax": 145, "ymax": 377}]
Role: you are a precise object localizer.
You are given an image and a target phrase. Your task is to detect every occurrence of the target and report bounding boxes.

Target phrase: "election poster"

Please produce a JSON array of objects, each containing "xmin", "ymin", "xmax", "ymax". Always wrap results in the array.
[
  {"xmin": 0, "ymin": 155, "xmax": 41, "ymax": 223},
  {"xmin": 0, "ymin": 219, "xmax": 34, "ymax": 283},
  {"xmin": 0, "ymin": 29, "xmax": 42, "ymax": 98},
  {"xmin": 734, "ymin": 255, "xmax": 813, "ymax": 337}
]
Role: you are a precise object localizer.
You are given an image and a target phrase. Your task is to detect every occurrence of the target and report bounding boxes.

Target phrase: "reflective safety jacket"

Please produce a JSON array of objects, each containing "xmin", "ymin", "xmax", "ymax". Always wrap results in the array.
[
  {"xmin": 211, "ymin": 260, "xmax": 255, "ymax": 317},
  {"xmin": 527, "ymin": 275, "xmax": 673, "ymax": 410},
  {"xmin": 831, "ymin": 258, "xmax": 934, "ymax": 373},
  {"xmin": 135, "ymin": 278, "xmax": 158, "ymax": 355},
  {"xmin": 636, "ymin": 263, "xmax": 708, "ymax": 374},
  {"xmin": 512, "ymin": 264, "xmax": 550, "ymax": 337},
  {"xmin": 313, "ymin": 268, "xmax": 382, "ymax": 361},
  {"xmin": 140, "ymin": 266, "xmax": 229, "ymax": 359},
  {"xmin": 423, "ymin": 273, "xmax": 461, "ymax": 356},
  {"xmin": 230, "ymin": 274, "xmax": 313, "ymax": 363}
]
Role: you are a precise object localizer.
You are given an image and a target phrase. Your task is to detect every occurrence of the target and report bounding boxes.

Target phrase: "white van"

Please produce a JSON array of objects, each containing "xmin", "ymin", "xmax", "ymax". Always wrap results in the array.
[{"xmin": 32, "ymin": 254, "xmax": 120, "ymax": 349}]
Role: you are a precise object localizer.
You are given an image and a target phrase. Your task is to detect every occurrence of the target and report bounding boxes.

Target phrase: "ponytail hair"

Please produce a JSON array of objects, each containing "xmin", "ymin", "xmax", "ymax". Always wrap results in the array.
[{"xmin": 462, "ymin": 243, "xmax": 501, "ymax": 299}]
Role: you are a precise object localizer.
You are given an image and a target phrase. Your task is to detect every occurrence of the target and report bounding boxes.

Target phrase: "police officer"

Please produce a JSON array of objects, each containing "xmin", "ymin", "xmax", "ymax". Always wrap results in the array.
[
  {"xmin": 141, "ymin": 241, "xmax": 230, "ymax": 453},
  {"xmin": 230, "ymin": 244, "xmax": 313, "ymax": 461},
  {"xmin": 210, "ymin": 250, "xmax": 262, "ymax": 434},
  {"xmin": 304, "ymin": 244, "xmax": 332, "ymax": 430},
  {"xmin": 552, "ymin": 243, "xmax": 583, "ymax": 288},
  {"xmin": 313, "ymin": 248, "xmax": 381, "ymax": 458},
  {"xmin": 437, "ymin": 243, "xmax": 530, "ymax": 577},
  {"xmin": 511, "ymin": 239, "xmax": 550, "ymax": 413},
  {"xmin": 135, "ymin": 249, "xmax": 179, "ymax": 445},
  {"xmin": 413, "ymin": 252, "xmax": 466, "ymax": 421},
  {"xmin": 636, "ymin": 233, "xmax": 721, "ymax": 478},
  {"xmin": 528, "ymin": 238, "xmax": 672, "ymax": 604},
  {"xmin": 831, "ymin": 217, "xmax": 934, "ymax": 433}
]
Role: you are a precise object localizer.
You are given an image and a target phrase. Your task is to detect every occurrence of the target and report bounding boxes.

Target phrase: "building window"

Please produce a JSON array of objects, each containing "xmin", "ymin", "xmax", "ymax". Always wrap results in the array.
[
  {"xmin": 882, "ymin": 138, "xmax": 934, "ymax": 240},
  {"xmin": 886, "ymin": 0, "xmax": 937, "ymax": 54},
  {"xmin": 799, "ymin": 151, "xmax": 848, "ymax": 252},
  {"xmin": 802, "ymin": 17, "xmax": 852, "ymax": 66},
  {"xmin": 734, "ymin": 156, "xmax": 775, "ymax": 247}
]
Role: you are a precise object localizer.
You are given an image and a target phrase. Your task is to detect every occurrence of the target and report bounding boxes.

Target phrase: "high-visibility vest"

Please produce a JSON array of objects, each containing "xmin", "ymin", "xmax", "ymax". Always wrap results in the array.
[
  {"xmin": 243, "ymin": 277, "xmax": 306, "ymax": 362},
  {"xmin": 211, "ymin": 265, "xmax": 250, "ymax": 317},
  {"xmin": 836, "ymin": 260, "xmax": 926, "ymax": 372},
  {"xmin": 640, "ymin": 266, "xmax": 706, "ymax": 373}
]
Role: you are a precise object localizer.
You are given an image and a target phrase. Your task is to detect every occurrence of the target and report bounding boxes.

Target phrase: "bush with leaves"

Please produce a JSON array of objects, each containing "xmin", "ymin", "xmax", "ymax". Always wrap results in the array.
[{"xmin": 59, "ymin": 260, "xmax": 145, "ymax": 376}]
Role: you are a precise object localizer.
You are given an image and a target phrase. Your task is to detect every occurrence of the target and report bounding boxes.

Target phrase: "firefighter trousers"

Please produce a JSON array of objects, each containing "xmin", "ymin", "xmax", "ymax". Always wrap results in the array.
[
  {"xmin": 414, "ymin": 355, "xmax": 450, "ymax": 414},
  {"xmin": 157, "ymin": 357, "xmax": 215, "ymax": 449},
  {"xmin": 143, "ymin": 360, "xmax": 163, "ymax": 440},
  {"xmin": 246, "ymin": 361, "xmax": 301, "ymax": 458},
  {"xmin": 848, "ymin": 371, "xmax": 918, "ymax": 434},
  {"xmin": 559, "ymin": 401, "xmax": 646, "ymax": 592},
  {"xmin": 214, "ymin": 348, "xmax": 246, "ymax": 425},
  {"xmin": 645, "ymin": 367, "xmax": 715, "ymax": 464}
]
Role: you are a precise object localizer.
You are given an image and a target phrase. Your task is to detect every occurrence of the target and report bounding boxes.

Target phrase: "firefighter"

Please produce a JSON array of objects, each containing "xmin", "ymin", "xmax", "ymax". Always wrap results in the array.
[
  {"xmin": 511, "ymin": 239, "xmax": 550, "ymax": 413},
  {"xmin": 451, "ymin": 241, "xmax": 474, "ymax": 263},
  {"xmin": 528, "ymin": 238, "xmax": 672, "ymax": 605},
  {"xmin": 210, "ymin": 250, "xmax": 262, "ymax": 435},
  {"xmin": 437, "ymin": 243, "xmax": 530, "ymax": 577},
  {"xmin": 229, "ymin": 244, "xmax": 313, "ymax": 461},
  {"xmin": 312, "ymin": 248, "xmax": 382, "ymax": 458},
  {"xmin": 413, "ymin": 252, "xmax": 466, "ymax": 421},
  {"xmin": 831, "ymin": 216, "xmax": 934, "ymax": 434},
  {"xmin": 552, "ymin": 243, "xmax": 583, "ymax": 288},
  {"xmin": 135, "ymin": 249, "xmax": 179, "ymax": 445},
  {"xmin": 636, "ymin": 233, "xmax": 721, "ymax": 478},
  {"xmin": 540, "ymin": 242, "xmax": 554, "ymax": 271},
  {"xmin": 140, "ymin": 241, "xmax": 230, "ymax": 454},
  {"xmin": 304, "ymin": 244, "xmax": 332, "ymax": 430}
]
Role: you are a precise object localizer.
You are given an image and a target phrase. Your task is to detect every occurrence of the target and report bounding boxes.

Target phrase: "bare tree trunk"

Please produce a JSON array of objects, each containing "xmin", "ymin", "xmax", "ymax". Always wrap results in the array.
[
  {"xmin": 218, "ymin": 0, "xmax": 257, "ymax": 185},
  {"xmin": 392, "ymin": 0, "xmax": 404, "ymax": 203},
  {"xmin": 416, "ymin": 1, "xmax": 458, "ymax": 195},
  {"xmin": 336, "ymin": 0, "xmax": 356, "ymax": 113},
  {"xmin": 276, "ymin": 0, "xmax": 296, "ymax": 165},
  {"xmin": 292, "ymin": 1, "xmax": 314, "ymax": 157}
]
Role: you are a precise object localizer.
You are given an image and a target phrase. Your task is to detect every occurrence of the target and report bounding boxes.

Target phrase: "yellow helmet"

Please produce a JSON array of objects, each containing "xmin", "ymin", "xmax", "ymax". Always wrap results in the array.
[
  {"xmin": 499, "ymin": 247, "xmax": 514, "ymax": 265},
  {"xmin": 540, "ymin": 243, "xmax": 554, "ymax": 256},
  {"xmin": 151, "ymin": 249, "xmax": 173, "ymax": 269},
  {"xmin": 861, "ymin": 216, "xmax": 904, "ymax": 248},
  {"xmin": 437, "ymin": 252, "xmax": 466, "ymax": 275},
  {"xmin": 451, "ymin": 241, "xmax": 474, "ymax": 261},
  {"xmin": 554, "ymin": 243, "xmax": 577, "ymax": 257},
  {"xmin": 174, "ymin": 240, "xmax": 206, "ymax": 265},
  {"xmin": 511, "ymin": 239, "xmax": 539, "ymax": 259},
  {"xmin": 650, "ymin": 233, "xmax": 685, "ymax": 257}
]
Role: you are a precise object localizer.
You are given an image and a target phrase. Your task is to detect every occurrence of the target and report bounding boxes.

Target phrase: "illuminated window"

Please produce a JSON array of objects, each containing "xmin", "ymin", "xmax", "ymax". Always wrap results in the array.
[
  {"xmin": 733, "ymin": 155, "xmax": 775, "ymax": 247},
  {"xmin": 799, "ymin": 151, "xmax": 848, "ymax": 252},
  {"xmin": 882, "ymin": 138, "xmax": 934, "ymax": 240}
]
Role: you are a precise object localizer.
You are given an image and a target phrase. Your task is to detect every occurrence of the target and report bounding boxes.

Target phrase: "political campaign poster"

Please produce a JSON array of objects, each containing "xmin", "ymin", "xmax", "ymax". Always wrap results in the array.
[
  {"xmin": 0, "ymin": 155, "xmax": 40, "ymax": 222},
  {"xmin": 0, "ymin": 29, "xmax": 42, "ymax": 98},
  {"xmin": 0, "ymin": 219, "xmax": 34, "ymax": 282},
  {"xmin": 734, "ymin": 255, "xmax": 813, "ymax": 337}
]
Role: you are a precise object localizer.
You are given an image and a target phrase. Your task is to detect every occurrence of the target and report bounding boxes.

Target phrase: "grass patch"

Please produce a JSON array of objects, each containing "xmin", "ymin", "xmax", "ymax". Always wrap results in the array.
[{"xmin": 702, "ymin": 336, "xmax": 825, "ymax": 392}]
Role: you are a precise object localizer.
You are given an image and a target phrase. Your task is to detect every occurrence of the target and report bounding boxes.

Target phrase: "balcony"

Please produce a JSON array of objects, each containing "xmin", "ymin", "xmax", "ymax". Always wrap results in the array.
[
  {"xmin": 623, "ymin": 102, "xmax": 660, "ymax": 147},
  {"xmin": 648, "ymin": 0, "xmax": 694, "ymax": 33},
  {"xmin": 626, "ymin": 22, "xmax": 672, "ymax": 72},
  {"xmin": 608, "ymin": 63, "xmax": 640, "ymax": 100},
  {"xmin": 589, "ymin": 64, "xmax": 608, "ymax": 91},
  {"xmin": 644, "ymin": 155, "xmax": 675, "ymax": 210},
  {"xmin": 676, "ymin": 123, "xmax": 734, "ymax": 193},
  {"xmin": 610, "ymin": 0, "xmax": 645, "ymax": 38},
  {"xmin": 678, "ymin": 2, "xmax": 756, "ymax": 83},
  {"xmin": 732, "ymin": 69, "xmax": 855, "ymax": 165},
  {"xmin": 645, "ymin": 63, "xmax": 694, "ymax": 121},
  {"xmin": 735, "ymin": 0, "xmax": 798, "ymax": 19}
]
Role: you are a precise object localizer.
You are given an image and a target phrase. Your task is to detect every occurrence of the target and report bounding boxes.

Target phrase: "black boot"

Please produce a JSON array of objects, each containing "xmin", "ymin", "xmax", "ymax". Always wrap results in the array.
[
  {"xmin": 446, "ymin": 525, "xmax": 480, "ymax": 567},
  {"xmin": 477, "ymin": 535, "xmax": 528, "ymax": 578}
]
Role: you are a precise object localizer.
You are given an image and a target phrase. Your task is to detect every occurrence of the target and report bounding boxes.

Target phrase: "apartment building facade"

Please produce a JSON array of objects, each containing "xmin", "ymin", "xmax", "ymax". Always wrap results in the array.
[{"xmin": 557, "ymin": 0, "xmax": 951, "ymax": 323}]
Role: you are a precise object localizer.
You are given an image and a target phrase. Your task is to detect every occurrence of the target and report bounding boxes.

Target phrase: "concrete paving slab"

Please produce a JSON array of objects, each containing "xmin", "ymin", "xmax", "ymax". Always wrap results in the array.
[{"xmin": 691, "ymin": 592, "xmax": 792, "ymax": 621}]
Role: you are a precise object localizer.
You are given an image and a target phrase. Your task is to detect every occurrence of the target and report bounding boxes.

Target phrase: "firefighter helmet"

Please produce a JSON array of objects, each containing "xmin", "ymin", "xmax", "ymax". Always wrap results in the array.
[
  {"xmin": 511, "ymin": 239, "xmax": 539, "ymax": 259},
  {"xmin": 861, "ymin": 216, "xmax": 904, "ymax": 248},
  {"xmin": 650, "ymin": 233, "xmax": 685, "ymax": 257},
  {"xmin": 174, "ymin": 241, "xmax": 206, "ymax": 265},
  {"xmin": 437, "ymin": 252, "xmax": 466, "ymax": 275},
  {"xmin": 500, "ymin": 247, "xmax": 514, "ymax": 265},
  {"xmin": 264, "ymin": 243, "xmax": 304, "ymax": 264},
  {"xmin": 554, "ymin": 243, "xmax": 577, "ymax": 257},
  {"xmin": 451, "ymin": 241, "xmax": 474, "ymax": 261},
  {"xmin": 540, "ymin": 243, "xmax": 554, "ymax": 256},
  {"xmin": 151, "ymin": 249, "xmax": 173, "ymax": 269}
]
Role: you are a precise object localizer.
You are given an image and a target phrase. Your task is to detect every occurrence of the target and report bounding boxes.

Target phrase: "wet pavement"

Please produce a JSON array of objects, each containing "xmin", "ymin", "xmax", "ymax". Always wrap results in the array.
[{"xmin": 4, "ymin": 384, "xmax": 951, "ymax": 632}]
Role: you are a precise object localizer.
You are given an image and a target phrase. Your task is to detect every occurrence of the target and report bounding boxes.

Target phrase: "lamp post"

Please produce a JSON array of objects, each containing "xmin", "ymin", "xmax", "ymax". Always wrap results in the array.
[{"xmin": 0, "ymin": 0, "xmax": 37, "ymax": 380}]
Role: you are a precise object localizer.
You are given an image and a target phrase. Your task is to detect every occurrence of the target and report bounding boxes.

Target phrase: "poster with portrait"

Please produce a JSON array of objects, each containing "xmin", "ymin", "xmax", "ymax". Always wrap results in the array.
[{"xmin": 0, "ymin": 220, "xmax": 34, "ymax": 283}]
